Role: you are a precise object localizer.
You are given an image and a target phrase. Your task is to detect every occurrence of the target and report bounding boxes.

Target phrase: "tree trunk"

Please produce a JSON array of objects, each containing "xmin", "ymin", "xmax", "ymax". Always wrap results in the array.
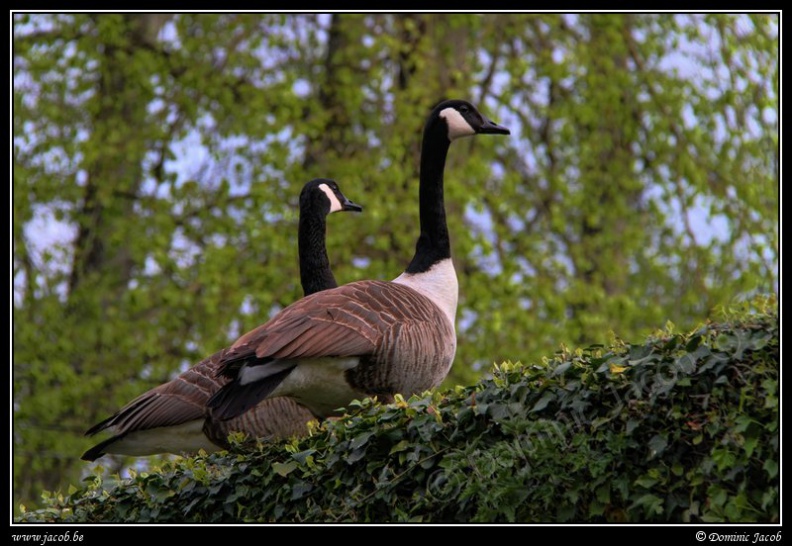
[{"xmin": 29, "ymin": 12, "xmax": 172, "ymax": 503}]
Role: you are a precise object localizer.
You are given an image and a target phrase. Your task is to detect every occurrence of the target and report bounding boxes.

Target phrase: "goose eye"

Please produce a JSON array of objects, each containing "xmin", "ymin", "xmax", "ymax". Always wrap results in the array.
[{"xmin": 459, "ymin": 105, "xmax": 469, "ymax": 113}]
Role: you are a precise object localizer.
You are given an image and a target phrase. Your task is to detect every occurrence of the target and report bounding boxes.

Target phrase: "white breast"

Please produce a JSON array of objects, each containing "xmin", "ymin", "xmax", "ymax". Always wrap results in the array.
[{"xmin": 392, "ymin": 258, "xmax": 458, "ymax": 331}]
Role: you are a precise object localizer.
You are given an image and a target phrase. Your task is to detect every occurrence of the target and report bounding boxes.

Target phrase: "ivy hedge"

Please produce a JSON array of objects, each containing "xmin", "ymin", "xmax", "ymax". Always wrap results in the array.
[{"xmin": 18, "ymin": 305, "xmax": 779, "ymax": 523}]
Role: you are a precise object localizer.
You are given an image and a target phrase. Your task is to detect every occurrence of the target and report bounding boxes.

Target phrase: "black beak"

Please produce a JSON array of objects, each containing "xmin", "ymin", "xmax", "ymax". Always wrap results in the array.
[
  {"xmin": 341, "ymin": 197, "xmax": 363, "ymax": 213},
  {"xmin": 479, "ymin": 117, "xmax": 511, "ymax": 135}
]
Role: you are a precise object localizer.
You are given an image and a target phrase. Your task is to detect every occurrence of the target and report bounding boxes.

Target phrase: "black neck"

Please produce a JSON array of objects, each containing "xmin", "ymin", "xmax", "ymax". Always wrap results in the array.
[
  {"xmin": 299, "ymin": 209, "xmax": 337, "ymax": 296},
  {"xmin": 405, "ymin": 120, "xmax": 452, "ymax": 274}
]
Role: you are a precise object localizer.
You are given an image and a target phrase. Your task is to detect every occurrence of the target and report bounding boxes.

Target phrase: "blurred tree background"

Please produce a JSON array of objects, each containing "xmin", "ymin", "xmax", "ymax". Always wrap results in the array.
[{"xmin": 12, "ymin": 13, "xmax": 778, "ymax": 511}]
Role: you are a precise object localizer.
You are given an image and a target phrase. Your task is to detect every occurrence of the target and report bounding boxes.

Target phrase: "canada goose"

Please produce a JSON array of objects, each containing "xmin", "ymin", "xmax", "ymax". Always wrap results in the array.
[
  {"xmin": 81, "ymin": 179, "xmax": 362, "ymax": 461},
  {"xmin": 207, "ymin": 99, "xmax": 509, "ymax": 421}
]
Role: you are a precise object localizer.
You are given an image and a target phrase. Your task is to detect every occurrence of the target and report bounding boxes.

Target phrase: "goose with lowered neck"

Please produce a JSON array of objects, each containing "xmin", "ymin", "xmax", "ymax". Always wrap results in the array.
[
  {"xmin": 206, "ymin": 99, "xmax": 510, "ymax": 422},
  {"xmin": 81, "ymin": 179, "xmax": 362, "ymax": 461}
]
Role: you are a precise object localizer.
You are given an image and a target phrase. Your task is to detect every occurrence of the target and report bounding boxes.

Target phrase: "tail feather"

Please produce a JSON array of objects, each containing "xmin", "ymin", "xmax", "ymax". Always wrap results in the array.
[
  {"xmin": 81, "ymin": 435, "xmax": 124, "ymax": 462},
  {"xmin": 207, "ymin": 366, "xmax": 295, "ymax": 421},
  {"xmin": 84, "ymin": 414, "xmax": 117, "ymax": 437}
]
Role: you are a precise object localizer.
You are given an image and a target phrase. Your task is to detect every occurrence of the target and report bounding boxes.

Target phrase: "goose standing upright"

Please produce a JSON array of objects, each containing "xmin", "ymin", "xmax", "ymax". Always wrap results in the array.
[
  {"xmin": 81, "ymin": 179, "xmax": 362, "ymax": 461},
  {"xmin": 207, "ymin": 99, "xmax": 509, "ymax": 421}
]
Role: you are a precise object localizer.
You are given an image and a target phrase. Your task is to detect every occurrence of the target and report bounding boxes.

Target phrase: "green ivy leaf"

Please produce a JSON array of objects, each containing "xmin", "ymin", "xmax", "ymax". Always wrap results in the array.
[
  {"xmin": 272, "ymin": 461, "xmax": 298, "ymax": 477},
  {"xmin": 648, "ymin": 435, "xmax": 668, "ymax": 459}
]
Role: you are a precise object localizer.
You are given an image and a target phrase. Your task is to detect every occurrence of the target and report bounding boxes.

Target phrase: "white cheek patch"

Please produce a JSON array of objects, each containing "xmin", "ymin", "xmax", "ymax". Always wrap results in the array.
[
  {"xmin": 439, "ymin": 108, "xmax": 476, "ymax": 141},
  {"xmin": 318, "ymin": 183, "xmax": 344, "ymax": 213}
]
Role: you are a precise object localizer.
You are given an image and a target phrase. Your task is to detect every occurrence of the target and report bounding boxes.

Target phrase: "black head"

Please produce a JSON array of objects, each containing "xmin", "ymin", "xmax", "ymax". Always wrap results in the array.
[
  {"xmin": 430, "ymin": 99, "xmax": 511, "ymax": 141},
  {"xmin": 300, "ymin": 178, "xmax": 363, "ymax": 215}
]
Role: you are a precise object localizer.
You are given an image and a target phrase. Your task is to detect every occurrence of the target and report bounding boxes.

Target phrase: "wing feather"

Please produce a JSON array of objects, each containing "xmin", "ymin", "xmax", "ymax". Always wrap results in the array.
[
  {"xmin": 86, "ymin": 349, "xmax": 230, "ymax": 437},
  {"xmin": 207, "ymin": 280, "xmax": 456, "ymax": 421},
  {"xmin": 220, "ymin": 280, "xmax": 446, "ymax": 369}
]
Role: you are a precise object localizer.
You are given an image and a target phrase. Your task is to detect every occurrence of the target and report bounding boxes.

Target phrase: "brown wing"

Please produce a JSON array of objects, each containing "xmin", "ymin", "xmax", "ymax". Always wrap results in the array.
[
  {"xmin": 83, "ymin": 347, "xmax": 318, "ymax": 460},
  {"xmin": 85, "ymin": 348, "xmax": 232, "ymax": 437},
  {"xmin": 206, "ymin": 280, "xmax": 456, "ymax": 421},
  {"xmin": 223, "ymin": 280, "xmax": 443, "ymax": 365}
]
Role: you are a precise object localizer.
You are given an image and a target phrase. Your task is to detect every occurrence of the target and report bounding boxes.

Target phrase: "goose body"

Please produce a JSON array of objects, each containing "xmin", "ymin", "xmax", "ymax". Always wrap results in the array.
[
  {"xmin": 207, "ymin": 279, "xmax": 456, "ymax": 419},
  {"xmin": 208, "ymin": 99, "xmax": 509, "ymax": 422},
  {"xmin": 81, "ymin": 179, "xmax": 362, "ymax": 461}
]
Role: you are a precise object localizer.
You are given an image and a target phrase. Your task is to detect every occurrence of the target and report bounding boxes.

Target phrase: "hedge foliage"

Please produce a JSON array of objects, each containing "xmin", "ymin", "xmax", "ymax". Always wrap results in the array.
[{"xmin": 18, "ymin": 304, "xmax": 779, "ymax": 523}]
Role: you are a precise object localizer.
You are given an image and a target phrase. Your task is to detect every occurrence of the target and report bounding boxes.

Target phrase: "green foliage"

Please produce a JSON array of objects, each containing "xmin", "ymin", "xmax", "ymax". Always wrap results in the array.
[
  {"xmin": 17, "ymin": 304, "xmax": 778, "ymax": 523},
  {"xmin": 13, "ymin": 13, "xmax": 778, "ymax": 511}
]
